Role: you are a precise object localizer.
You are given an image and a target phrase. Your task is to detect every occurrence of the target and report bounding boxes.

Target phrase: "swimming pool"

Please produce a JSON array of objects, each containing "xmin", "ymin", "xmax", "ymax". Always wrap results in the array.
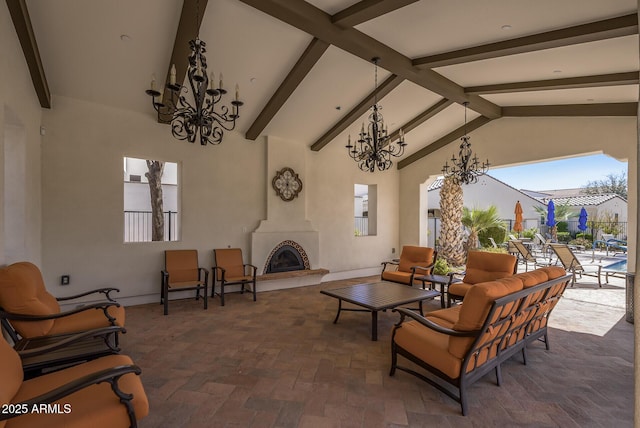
[{"xmin": 604, "ymin": 260, "xmax": 627, "ymax": 272}]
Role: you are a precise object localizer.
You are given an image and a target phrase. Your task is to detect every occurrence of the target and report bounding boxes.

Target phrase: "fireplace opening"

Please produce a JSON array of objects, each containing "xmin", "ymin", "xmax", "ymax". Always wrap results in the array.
[{"xmin": 264, "ymin": 240, "xmax": 310, "ymax": 274}]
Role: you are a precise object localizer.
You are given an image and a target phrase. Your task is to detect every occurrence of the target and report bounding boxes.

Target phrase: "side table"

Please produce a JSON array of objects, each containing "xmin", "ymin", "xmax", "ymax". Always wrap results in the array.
[{"xmin": 415, "ymin": 273, "xmax": 461, "ymax": 308}]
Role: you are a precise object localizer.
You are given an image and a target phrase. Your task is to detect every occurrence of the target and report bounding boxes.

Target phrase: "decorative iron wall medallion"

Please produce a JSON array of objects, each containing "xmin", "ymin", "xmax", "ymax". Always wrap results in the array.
[{"xmin": 272, "ymin": 167, "xmax": 303, "ymax": 201}]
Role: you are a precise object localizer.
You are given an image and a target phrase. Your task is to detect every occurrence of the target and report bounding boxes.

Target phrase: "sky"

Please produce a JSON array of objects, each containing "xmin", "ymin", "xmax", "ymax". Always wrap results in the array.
[{"xmin": 487, "ymin": 154, "xmax": 627, "ymax": 191}]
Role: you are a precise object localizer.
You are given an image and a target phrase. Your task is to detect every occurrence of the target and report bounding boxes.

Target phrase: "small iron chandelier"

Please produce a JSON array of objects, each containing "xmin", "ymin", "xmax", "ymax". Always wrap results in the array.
[
  {"xmin": 346, "ymin": 57, "xmax": 406, "ymax": 172},
  {"xmin": 441, "ymin": 102, "xmax": 489, "ymax": 184},
  {"xmin": 145, "ymin": 1, "xmax": 242, "ymax": 146}
]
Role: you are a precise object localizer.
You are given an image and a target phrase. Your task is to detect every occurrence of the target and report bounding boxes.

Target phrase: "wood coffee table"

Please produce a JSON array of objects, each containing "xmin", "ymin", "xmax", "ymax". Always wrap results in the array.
[{"xmin": 320, "ymin": 281, "xmax": 439, "ymax": 341}]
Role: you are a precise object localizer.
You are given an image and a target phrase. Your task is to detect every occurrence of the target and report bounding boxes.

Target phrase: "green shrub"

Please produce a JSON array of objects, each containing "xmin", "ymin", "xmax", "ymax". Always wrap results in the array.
[
  {"xmin": 557, "ymin": 221, "xmax": 568, "ymax": 233},
  {"xmin": 576, "ymin": 233, "xmax": 593, "ymax": 241},
  {"xmin": 432, "ymin": 258, "xmax": 450, "ymax": 275},
  {"xmin": 556, "ymin": 231, "xmax": 571, "ymax": 243},
  {"xmin": 570, "ymin": 237, "xmax": 591, "ymax": 248},
  {"xmin": 522, "ymin": 228, "xmax": 537, "ymax": 240},
  {"xmin": 478, "ymin": 226, "xmax": 506, "ymax": 248}
]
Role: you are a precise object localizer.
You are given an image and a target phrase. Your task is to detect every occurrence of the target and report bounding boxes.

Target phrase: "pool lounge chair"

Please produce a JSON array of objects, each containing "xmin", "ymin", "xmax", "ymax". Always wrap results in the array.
[
  {"xmin": 601, "ymin": 233, "xmax": 627, "ymax": 255},
  {"xmin": 549, "ymin": 243, "xmax": 602, "ymax": 287},
  {"xmin": 511, "ymin": 240, "xmax": 554, "ymax": 272}
]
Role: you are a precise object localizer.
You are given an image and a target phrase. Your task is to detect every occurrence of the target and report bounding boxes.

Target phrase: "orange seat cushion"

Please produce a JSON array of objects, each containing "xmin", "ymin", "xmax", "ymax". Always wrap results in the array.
[
  {"xmin": 393, "ymin": 320, "xmax": 461, "ymax": 379},
  {"xmin": 381, "ymin": 271, "xmax": 423, "ymax": 286},
  {"xmin": 47, "ymin": 305, "xmax": 125, "ymax": 336},
  {"xmin": 426, "ymin": 306, "xmax": 461, "ymax": 325},
  {"xmin": 8, "ymin": 355, "xmax": 148, "ymax": 428},
  {"xmin": 0, "ymin": 339, "xmax": 23, "ymax": 428}
]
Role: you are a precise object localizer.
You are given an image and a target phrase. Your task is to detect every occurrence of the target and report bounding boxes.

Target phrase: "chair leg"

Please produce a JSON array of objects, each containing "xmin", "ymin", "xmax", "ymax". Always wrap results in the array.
[
  {"xmin": 220, "ymin": 283, "xmax": 225, "ymax": 306},
  {"xmin": 389, "ymin": 343, "xmax": 397, "ymax": 376},
  {"xmin": 522, "ymin": 346, "xmax": 528, "ymax": 365},
  {"xmin": 544, "ymin": 332, "xmax": 550, "ymax": 350},
  {"xmin": 252, "ymin": 281, "xmax": 257, "ymax": 302},
  {"xmin": 495, "ymin": 365, "xmax": 503, "ymax": 386},
  {"xmin": 203, "ymin": 284, "xmax": 208, "ymax": 310},
  {"xmin": 163, "ymin": 284, "xmax": 169, "ymax": 315}
]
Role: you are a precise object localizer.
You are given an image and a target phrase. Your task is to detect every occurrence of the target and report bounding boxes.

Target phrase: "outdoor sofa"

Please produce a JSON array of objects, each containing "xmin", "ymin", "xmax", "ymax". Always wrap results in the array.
[{"xmin": 390, "ymin": 266, "xmax": 570, "ymax": 415}]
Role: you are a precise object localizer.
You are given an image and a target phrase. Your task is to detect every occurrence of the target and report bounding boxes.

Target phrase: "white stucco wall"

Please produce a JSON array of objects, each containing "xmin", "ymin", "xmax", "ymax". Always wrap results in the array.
[
  {"xmin": 0, "ymin": 2, "xmax": 43, "ymax": 266},
  {"xmin": 39, "ymin": 95, "xmax": 400, "ymax": 303}
]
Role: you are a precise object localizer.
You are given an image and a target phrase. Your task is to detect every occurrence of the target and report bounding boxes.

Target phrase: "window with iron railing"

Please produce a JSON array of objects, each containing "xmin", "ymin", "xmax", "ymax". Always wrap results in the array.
[{"xmin": 123, "ymin": 157, "xmax": 179, "ymax": 242}]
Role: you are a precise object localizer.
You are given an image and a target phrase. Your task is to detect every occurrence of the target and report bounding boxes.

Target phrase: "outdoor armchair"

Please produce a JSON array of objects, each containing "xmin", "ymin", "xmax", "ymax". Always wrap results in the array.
[
  {"xmin": 549, "ymin": 243, "xmax": 602, "ymax": 287},
  {"xmin": 0, "ymin": 336, "xmax": 148, "ymax": 427},
  {"xmin": 381, "ymin": 246, "xmax": 437, "ymax": 287},
  {"xmin": 212, "ymin": 248, "xmax": 257, "ymax": 306},
  {"xmin": 161, "ymin": 250, "xmax": 209, "ymax": 315},
  {"xmin": 0, "ymin": 262, "xmax": 125, "ymax": 344}
]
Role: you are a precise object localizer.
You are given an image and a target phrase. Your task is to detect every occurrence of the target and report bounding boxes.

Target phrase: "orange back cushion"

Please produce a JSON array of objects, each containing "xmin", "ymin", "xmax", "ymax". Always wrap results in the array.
[
  {"xmin": 165, "ymin": 250, "xmax": 200, "ymax": 283},
  {"xmin": 398, "ymin": 246, "xmax": 434, "ymax": 273},
  {"xmin": 463, "ymin": 251, "xmax": 517, "ymax": 284},
  {"xmin": 214, "ymin": 248, "xmax": 245, "ymax": 278},
  {"xmin": 449, "ymin": 276, "xmax": 524, "ymax": 359},
  {"xmin": 0, "ymin": 262, "xmax": 60, "ymax": 338}
]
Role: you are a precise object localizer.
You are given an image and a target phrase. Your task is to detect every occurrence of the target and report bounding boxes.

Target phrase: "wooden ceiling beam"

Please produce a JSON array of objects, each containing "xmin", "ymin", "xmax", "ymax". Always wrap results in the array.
[
  {"xmin": 238, "ymin": 0, "xmax": 502, "ymax": 122},
  {"xmin": 245, "ymin": 0, "xmax": 420, "ymax": 140},
  {"xmin": 245, "ymin": 38, "xmax": 329, "ymax": 140},
  {"xmin": 413, "ymin": 13, "xmax": 638, "ymax": 68},
  {"xmin": 157, "ymin": 0, "xmax": 208, "ymax": 123},
  {"xmin": 466, "ymin": 72, "xmax": 639, "ymax": 94},
  {"xmin": 332, "ymin": 0, "xmax": 419, "ymax": 27},
  {"xmin": 397, "ymin": 116, "xmax": 493, "ymax": 169},
  {"xmin": 6, "ymin": 0, "xmax": 51, "ymax": 108},
  {"xmin": 311, "ymin": 75, "xmax": 404, "ymax": 151},
  {"xmin": 502, "ymin": 102, "xmax": 638, "ymax": 117}
]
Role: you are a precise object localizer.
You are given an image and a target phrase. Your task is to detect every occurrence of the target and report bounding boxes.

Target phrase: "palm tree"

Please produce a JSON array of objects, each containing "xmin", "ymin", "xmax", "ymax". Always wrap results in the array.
[
  {"xmin": 533, "ymin": 202, "xmax": 575, "ymax": 222},
  {"xmin": 462, "ymin": 205, "xmax": 506, "ymax": 250},
  {"xmin": 439, "ymin": 176, "xmax": 466, "ymax": 266}
]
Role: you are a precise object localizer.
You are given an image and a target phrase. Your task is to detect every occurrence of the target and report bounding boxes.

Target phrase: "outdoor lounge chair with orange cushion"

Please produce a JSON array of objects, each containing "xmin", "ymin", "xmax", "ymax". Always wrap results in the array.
[
  {"xmin": 447, "ymin": 251, "xmax": 517, "ymax": 305},
  {"xmin": 161, "ymin": 250, "xmax": 209, "ymax": 315},
  {"xmin": 212, "ymin": 248, "xmax": 257, "ymax": 306},
  {"xmin": 0, "ymin": 262, "xmax": 125, "ymax": 344},
  {"xmin": 381, "ymin": 246, "xmax": 437, "ymax": 287},
  {"xmin": 0, "ymin": 337, "xmax": 148, "ymax": 428},
  {"xmin": 549, "ymin": 243, "xmax": 602, "ymax": 287}
]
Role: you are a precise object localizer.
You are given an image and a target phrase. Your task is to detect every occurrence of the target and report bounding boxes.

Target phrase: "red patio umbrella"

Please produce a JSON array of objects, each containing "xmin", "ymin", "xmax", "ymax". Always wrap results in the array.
[{"xmin": 513, "ymin": 201, "xmax": 524, "ymax": 235}]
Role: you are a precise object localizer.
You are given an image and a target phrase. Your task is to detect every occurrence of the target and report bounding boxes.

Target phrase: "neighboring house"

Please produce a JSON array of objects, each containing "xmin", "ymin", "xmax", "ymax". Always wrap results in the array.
[
  {"xmin": 521, "ymin": 188, "xmax": 628, "ymax": 238},
  {"xmin": 427, "ymin": 174, "xmax": 542, "ymax": 248}
]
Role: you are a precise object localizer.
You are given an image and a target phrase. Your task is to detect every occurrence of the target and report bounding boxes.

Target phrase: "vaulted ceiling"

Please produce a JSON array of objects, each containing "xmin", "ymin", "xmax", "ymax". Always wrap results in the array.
[{"xmin": 10, "ymin": 0, "xmax": 640, "ymax": 169}]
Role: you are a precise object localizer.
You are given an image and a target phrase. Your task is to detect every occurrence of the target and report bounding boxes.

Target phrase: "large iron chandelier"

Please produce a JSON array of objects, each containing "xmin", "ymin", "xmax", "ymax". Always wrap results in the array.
[
  {"xmin": 346, "ymin": 57, "xmax": 406, "ymax": 172},
  {"xmin": 441, "ymin": 102, "xmax": 489, "ymax": 184},
  {"xmin": 145, "ymin": 2, "xmax": 242, "ymax": 146}
]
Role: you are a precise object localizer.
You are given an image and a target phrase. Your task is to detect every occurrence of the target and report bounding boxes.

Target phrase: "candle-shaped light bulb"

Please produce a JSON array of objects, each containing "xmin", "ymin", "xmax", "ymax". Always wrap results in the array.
[
  {"xmin": 169, "ymin": 64, "xmax": 176, "ymax": 85},
  {"xmin": 399, "ymin": 128, "xmax": 404, "ymax": 139},
  {"xmin": 150, "ymin": 74, "xmax": 157, "ymax": 91},
  {"xmin": 209, "ymin": 71, "xmax": 215, "ymax": 89},
  {"xmin": 235, "ymin": 83, "xmax": 239, "ymax": 101},
  {"xmin": 219, "ymin": 73, "xmax": 223, "ymax": 90}
]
